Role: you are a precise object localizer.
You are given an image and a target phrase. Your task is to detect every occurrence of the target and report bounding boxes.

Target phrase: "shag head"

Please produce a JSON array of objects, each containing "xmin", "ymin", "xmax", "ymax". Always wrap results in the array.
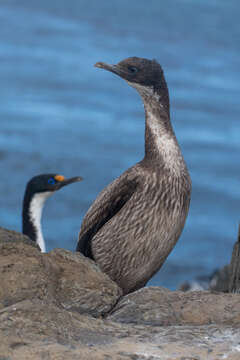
[
  {"xmin": 26, "ymin": 174, "xmax": 83, "ymax": 195},
  {"xmin": 95, "ymin": 57, "xmax": 167, "ymax": 98},
  {"xmin": 22, "ymin": 173, "xmax": 83, "ymax": 252}
]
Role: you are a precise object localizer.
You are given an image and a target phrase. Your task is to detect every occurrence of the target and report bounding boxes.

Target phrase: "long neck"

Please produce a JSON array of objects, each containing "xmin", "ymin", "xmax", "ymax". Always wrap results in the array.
[
  {"xmin": 141, "ymin": 91, "xmax": 186, "ymax": 174},
  {"xmin": 22, "ymin": 192, "xmax": 52, "ymax": 252}
]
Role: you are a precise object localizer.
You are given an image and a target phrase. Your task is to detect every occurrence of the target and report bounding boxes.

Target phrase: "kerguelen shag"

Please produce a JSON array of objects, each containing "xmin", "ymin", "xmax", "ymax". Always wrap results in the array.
[
  {"xmin": 22, "ymin": 174, "xmax": 82, "ymax": 252},
  {"xmin": 77, "ymin": 57, "xmax": 192, "ymax": 295}
]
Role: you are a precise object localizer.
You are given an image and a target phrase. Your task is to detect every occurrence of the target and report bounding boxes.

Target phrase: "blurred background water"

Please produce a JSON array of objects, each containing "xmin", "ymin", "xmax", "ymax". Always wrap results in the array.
[{"xmin": 0, "ymin": 0, "xmax": 239, "ymax": 289}]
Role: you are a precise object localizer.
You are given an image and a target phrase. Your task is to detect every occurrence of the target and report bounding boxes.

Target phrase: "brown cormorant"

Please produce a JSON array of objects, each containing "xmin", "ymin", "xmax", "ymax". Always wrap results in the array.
[{"xmin": 77, "ymin": 57, "xmax": 191, "ymax": 294}]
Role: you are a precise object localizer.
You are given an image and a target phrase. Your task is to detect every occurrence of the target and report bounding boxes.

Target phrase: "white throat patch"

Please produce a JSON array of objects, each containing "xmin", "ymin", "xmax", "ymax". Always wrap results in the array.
[
  {"xmin": 147, "ymin": 111, "xmax": 184, "ymax": 175},
  {"xmin": 29, "ymin": 191, "xmax": 53, "ymax": 252},
  {"xmin": 126, "ymin": 81, "xmax": 155, "ymax": 98}
]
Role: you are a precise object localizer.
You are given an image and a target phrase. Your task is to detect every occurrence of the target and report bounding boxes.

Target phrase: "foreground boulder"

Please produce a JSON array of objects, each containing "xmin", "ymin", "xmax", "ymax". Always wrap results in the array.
[
  {"xmin": 0, "ymin": 227, "xmax": 122, "ymax": 316},
  {"xmin": 0, "ymin": 227, "xmax": 240, "ymax": 360}
]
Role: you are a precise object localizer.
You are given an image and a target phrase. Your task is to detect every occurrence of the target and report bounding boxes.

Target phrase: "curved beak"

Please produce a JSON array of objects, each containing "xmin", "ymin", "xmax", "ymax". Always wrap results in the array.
[
  {"xmin": 95, "ymin": 61, "xmax": 127, "ymax": 77},
  {"xmin": 57, "ymin": 176, "xmax": 83, "ymax": 189}
]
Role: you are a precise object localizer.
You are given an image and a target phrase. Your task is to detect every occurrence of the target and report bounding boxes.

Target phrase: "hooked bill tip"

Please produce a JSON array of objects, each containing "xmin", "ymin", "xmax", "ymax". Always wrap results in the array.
[
  {"xmin": 94, "ymin": 62, "xmax": 105, "ymax": 69},
  {"xmin": 68, "ymin": 176, "xmax": 83, "ymax": 183},
  {"xmin": 61, "ymin": 176, "xmax": 83, "ymax": 186}
]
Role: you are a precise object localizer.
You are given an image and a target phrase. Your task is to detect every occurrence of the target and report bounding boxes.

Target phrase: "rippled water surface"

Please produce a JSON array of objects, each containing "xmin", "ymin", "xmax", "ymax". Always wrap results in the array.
[{"xmin": 0, "ymin": 0, "xmax": 239, "ymax": 289}]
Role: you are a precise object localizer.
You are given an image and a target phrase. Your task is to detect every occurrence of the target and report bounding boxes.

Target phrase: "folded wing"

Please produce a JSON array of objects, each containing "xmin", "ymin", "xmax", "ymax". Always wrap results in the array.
[{"xmin": 76, "ymin": 168, "xmax": 139, "ymax": 258}]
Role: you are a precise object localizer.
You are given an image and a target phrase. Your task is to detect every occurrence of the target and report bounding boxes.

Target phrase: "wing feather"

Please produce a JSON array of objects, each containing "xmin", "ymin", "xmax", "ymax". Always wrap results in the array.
[{"xmin": 76, "ymin": 168, "xmax": 139, "ymax": 258}]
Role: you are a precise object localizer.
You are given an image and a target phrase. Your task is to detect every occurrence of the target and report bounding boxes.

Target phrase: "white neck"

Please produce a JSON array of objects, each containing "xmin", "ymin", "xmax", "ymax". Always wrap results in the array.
[
  {"xmin": 29, "ymin": 192, "xmax": 52, "ymax": 252},
  {"xmin": 146, "ymin": 109, "xmax": 186, "ymax": 175},
  {"xmin": 129, "ymin": 81, "xmax": 185, "ymax": 174}
]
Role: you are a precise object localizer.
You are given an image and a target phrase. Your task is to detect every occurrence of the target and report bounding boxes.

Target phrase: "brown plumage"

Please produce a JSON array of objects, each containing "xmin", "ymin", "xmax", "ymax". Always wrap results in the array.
[{"xmin": 77, "ymin": 57, "xmax": 191, "ymax": 295}]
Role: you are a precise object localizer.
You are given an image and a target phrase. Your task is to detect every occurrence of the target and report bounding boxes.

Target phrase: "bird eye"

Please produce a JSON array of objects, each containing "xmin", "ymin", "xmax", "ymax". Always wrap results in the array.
[
  {"xmin": 128, "ymin": 66, "xmax": 138, "ymax": 74},
  {"xmin": 48, "ymin": 178, "xmax": 56, "ymax": 185}
]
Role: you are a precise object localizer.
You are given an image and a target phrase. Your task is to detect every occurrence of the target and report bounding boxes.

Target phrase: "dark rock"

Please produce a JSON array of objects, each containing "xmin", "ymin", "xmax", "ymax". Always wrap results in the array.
[
  {"xmin": 209, "ymin": 265, "xmax": 231, "ymax": 292},
  {"xmin": 229, "ymin": 224, "xmax": 240, "ymax": 293},
  {"xmin": 179, "ymin": 265, "xmax": 231, "ymax": 293},
  {"xmin": 178, "ymin": 226, "xmax": 240, "ymax": 294},
  {"xmin": 178, "ymin": 274, "xmax": 213, "ymax": 292}
]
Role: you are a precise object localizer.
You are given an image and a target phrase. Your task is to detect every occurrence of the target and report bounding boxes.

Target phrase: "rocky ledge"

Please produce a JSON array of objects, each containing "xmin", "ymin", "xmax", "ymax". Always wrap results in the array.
[{"xmin": 0, "ymin": 227, "xmax": 240, "ymax": 360}]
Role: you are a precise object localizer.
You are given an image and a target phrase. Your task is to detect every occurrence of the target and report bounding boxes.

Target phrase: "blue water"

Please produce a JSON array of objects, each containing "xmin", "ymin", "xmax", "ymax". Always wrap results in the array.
[{"xmin": 0, "ymin": 0, "xmax": 239, "ymax": 289}]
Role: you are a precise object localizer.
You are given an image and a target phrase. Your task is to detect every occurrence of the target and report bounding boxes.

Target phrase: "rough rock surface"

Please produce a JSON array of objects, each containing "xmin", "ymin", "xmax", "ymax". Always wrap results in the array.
[
  {"xmin": 0, "ymin": 226, "xmax": 40, "ymax": 249},
  {"xmin": 0, "ymin": 227, "xmax": 240, "ymax": 360},
  {"xmin": 0, "ymin": 227, "xmax": 122, "ymax": 316},
  {"xmin": 1, "ymin": 301, "xmax": 240, "ymax": 360},
  {"xmin": 109, "ymin": 286, "xmax": 240, "ymax": 326}
]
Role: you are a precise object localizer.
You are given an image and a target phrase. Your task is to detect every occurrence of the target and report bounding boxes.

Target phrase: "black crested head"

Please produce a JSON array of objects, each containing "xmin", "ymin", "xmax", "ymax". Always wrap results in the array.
[
  {"xmin": 95, "ymin": 57, "xmax": 166, "ymax": 94},
  {"xmin": 25, "ymin": 174, "xmax": 83, "ymax": 196},
  {"xmin": 22, "ymin": 174, "xmax": 82, "ymax": 248}
]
